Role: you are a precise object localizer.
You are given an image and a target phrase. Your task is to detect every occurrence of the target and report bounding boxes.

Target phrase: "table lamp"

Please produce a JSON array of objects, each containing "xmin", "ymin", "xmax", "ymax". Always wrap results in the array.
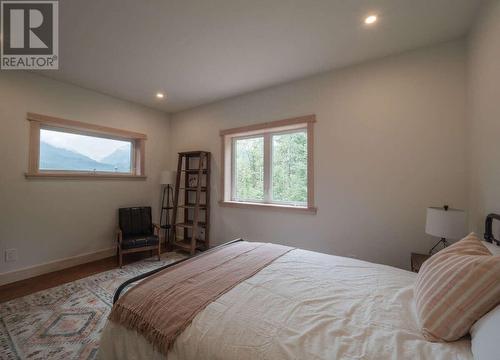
[{"xmin": 425, "ymin": 205, "xmax": 467, "ymax": 254}]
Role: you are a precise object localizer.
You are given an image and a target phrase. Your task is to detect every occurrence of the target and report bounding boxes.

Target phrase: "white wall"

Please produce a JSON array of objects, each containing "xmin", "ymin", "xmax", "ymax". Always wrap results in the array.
[
  {"xmin": 0, "ymin": 72, "xmax": 171, "ymax": 276},
  {"xmin": 467, "ymin": 0, "xmax": 500, "ymax": 233},
  {"xmin": 0, "ymin": 36, "xmax": 479, "ymax": 278},
  {"xmin": 171, "ymin": 40, "xmax": 468, "ymax": 270}
]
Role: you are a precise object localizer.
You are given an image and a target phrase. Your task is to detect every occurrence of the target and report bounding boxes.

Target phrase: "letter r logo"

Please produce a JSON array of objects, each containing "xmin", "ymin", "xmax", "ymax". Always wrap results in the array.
[
  {"xmin": 9, "ymin": 8, "xmax": 48, "ymax": 49},
  {"xmin": 1, "ymin": 1, "xmax": 56, "ymax": 55}
]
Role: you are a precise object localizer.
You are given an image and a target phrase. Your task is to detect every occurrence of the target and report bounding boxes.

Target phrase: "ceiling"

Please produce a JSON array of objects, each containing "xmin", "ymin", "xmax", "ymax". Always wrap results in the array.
[{"xmin": 42, "ymin": 0, "xmax": 483, "ymax": 113}]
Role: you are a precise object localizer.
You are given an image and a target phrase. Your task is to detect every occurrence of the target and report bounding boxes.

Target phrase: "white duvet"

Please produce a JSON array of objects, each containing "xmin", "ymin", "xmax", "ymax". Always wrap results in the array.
[{"xmin": 99, "ymin": 249, "xmax": 472, "ymax": 360}]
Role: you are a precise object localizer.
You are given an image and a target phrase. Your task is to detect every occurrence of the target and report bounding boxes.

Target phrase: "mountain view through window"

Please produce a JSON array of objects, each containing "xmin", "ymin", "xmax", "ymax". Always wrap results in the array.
[{"xmin": 39, "ymin": 129, "xmax": 132, "ymax": 173}]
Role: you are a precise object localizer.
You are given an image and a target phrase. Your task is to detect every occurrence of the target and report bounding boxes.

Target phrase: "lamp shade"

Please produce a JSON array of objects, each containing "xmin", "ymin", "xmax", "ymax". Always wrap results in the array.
[
  {"xmin": 425, "ymin": 207, "xmax": 467, "ymax": 240},
  {"xmin": 160, "ymin": 170, "xmax": 175, "ymax": 185}
]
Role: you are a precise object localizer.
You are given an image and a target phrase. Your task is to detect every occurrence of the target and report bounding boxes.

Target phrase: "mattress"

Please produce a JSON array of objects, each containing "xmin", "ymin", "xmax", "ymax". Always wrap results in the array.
[{"xmin": 99, "ymin": 248, "xmax": 473, "ymax": 360}]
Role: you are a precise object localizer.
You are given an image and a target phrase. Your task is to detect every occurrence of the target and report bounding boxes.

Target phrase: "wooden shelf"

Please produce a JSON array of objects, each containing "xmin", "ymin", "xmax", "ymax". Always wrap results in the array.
[
  {"xmin": 172, "ymin": 240, "xmax": 192, "ymax": 251},
  {"xmin": 172, "ymin": 238, "xmax": 207, "ymax": 251},
  {"xmin": 175, "ymin": 221, "xmax": 206, "ymax": 229},
  {"xmin": 172, "ymin": 151, "xmax": 211, "ymax": 255},
  {"xmin": 178, "ymin": 204, "xmax": 207, "ymax": 209},
  {"xmin": 181, "ymin": 169, "xmax": 208, "ymax": 174},
  {"xmin": 174, "ymin": 236, "xmax": 207, "ymax": 243},
  {"xmin": 178, "ymin": 151, "xmax": 210, "ymax": 156}
]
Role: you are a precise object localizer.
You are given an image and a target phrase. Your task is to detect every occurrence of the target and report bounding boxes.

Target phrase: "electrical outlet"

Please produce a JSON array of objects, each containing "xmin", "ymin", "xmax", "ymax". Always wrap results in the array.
[{"xmin": 5, "ymin": 249, "xmax": 18, "ymax": 262}]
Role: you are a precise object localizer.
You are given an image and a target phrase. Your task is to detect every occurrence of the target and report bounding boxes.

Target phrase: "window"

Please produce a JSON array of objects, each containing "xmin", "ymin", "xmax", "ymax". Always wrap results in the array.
[
  {"xmin": 271, "ymin": 130, "xmax": 307, "ymax": 205},
  {"xmin": 39, "ymin": 129, "xmax": 133, "ymax": 173},
  {"xmin": 26, "ymin": 113, "xmax": 147, "ymax": 179},
  {"xmin": 233, "ymin": 136, "xmax": 264, "ymax": 202},
  {"xmin": 221, "ymin": 115, "xmax": 316, "ymax": 213}
]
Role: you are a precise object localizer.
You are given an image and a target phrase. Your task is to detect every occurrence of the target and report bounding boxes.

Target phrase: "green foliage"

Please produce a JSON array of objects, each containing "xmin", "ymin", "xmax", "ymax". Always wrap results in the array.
[
  {"xmin": 234, "ymin": 131, "xmax": 307, "ymax": 204},
  {"xmin": 272, "ymin": 132, "xmax": 307, "ymax": 204},
  {"xmin": 234, "ymin": 137, "xmax": 264, "ymax": 200}
]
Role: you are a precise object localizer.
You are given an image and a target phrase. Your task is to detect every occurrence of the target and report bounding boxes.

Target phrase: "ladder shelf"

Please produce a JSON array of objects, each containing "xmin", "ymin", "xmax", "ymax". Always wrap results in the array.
[{"xmin": 171, "ymin": 151, "xmax": 211, "ymax": 255}]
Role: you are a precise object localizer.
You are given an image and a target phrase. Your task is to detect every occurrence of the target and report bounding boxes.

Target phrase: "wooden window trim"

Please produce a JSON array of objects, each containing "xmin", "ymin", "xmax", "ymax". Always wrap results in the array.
[
  {"xmin": 218, "ymin": 200, "xmax": 317, "ymax": 214},
  {"xmin": 26, "ymin": 112, "xmax": 147, "ymax": 180},
  {"xmin": 219, "ymin": 114, "xmax": 316, "ymax": 214}
]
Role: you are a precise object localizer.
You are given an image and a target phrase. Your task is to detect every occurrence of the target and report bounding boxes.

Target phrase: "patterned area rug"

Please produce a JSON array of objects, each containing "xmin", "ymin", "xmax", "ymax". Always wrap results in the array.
[{"xmin": 0, "ymin": 252, "xmax": 185, "ymax": 360}]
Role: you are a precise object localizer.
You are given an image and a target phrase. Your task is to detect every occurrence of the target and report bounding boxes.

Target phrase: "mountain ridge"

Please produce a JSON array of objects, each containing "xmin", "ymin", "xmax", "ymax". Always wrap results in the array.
[{"xmin": 39, "ymin": 142, "xmax": 131, "ymax": 172}]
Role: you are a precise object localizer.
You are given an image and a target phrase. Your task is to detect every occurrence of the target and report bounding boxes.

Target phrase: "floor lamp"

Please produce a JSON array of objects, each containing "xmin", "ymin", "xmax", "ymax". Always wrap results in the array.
[{"xmin": 160, "ymin": 170, "xmax": 175, "ymax": 249}]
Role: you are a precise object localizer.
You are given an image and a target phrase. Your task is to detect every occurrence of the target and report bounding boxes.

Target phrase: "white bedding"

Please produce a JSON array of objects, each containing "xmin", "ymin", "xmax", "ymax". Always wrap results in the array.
[
  {"xmin": 99, "ymin": 249, "xmax": 472, "ymax": 360},
  {"xmin": 483, "ymin": 240, "xmax": 500, "ymax": 255}
]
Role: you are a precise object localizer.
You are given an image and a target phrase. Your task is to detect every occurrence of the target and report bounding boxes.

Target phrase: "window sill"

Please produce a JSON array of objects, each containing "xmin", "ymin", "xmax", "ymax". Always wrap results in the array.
[
  {"xmin": 25, "ymin": 172, "xmax": 147, "ymax": 180},
  {"xmin": 219, "ymin": 200, "xmax": 317, "ymax": 214}
]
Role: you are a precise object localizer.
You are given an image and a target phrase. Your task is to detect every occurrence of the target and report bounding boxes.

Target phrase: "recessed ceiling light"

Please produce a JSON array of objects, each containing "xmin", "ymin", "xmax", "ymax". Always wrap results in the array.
[
  {"xmin": 364, "ymin": 15, "xmax": 378, "ymax": 25},
  {"xmin": 156, "ymin": 92, "xmax": 165, "ymax": 99}
]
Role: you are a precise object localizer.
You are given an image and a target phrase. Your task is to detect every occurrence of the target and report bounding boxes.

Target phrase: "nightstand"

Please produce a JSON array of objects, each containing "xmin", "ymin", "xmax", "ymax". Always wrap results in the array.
[{"xmin": 411, "ymin": 252, "xmax": 431, "ymax": 273}]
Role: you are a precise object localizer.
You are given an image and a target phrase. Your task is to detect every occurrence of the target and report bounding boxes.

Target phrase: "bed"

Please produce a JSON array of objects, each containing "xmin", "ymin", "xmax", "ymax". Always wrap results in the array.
[{"xmin": 98, "ymin": 215, "xmax": 500, "ymax": 360}]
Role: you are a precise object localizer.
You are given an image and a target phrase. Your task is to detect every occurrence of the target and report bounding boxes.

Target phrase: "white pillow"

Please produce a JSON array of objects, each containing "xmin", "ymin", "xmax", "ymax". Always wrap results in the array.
[
  {"xmin": 482, "ymin": 241, "xmax": 500, "ymax": 255},
  {"xmin": 470, "ymin": 304, "xmax": 500, "ymax": 360}
]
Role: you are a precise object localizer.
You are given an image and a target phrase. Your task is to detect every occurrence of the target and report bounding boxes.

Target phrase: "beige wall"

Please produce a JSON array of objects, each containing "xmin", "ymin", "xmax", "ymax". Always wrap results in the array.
[
  {"xmin": 171, "ymin": 41, "xmax": 468, "ymax": 270},
  {"xmin": 0, "ymin": 72, "xmax": 171, "ymax": 275},
  {"xmin": 467, "ymin": 0, "xmax": 500, "ymax": 234},
  {"xmin": 1, "ymin": 34, "xmax": 483, "ymax": 278}
]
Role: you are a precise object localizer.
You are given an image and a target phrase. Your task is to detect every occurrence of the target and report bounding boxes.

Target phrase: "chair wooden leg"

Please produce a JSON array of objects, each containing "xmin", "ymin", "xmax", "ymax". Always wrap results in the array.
[
  {"xmin": 119, "ymin": 248, "xmax": 123, "ymax": 268},
  {"xmin": 158, "ymin": 245, "xmax": 161, "ymax": 261}
]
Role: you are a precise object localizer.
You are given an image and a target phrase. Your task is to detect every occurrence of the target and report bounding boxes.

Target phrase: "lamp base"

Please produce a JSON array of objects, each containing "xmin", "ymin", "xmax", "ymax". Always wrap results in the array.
[{"xmin": 429, "ymin": 237, "xmax": 448, "ymax": 255}]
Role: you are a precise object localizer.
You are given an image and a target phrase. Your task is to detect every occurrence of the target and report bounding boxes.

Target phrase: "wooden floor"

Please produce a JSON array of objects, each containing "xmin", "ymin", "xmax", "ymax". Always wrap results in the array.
[{"xmin": 0, "ymin": 251, "xmax": 158, "ymax": 303}]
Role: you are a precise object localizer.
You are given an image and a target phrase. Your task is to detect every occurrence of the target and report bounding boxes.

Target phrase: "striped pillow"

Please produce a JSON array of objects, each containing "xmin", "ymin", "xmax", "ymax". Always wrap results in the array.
[{"xmin": 414, "ymin": 233, "xmax": 500, "ymax": 342}]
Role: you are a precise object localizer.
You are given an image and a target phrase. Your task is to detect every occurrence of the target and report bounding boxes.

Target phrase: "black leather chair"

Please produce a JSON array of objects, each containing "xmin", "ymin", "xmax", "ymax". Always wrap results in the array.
[{"xmin": 117, "ymin": 207, "xmax": 161, "ymax": 267}]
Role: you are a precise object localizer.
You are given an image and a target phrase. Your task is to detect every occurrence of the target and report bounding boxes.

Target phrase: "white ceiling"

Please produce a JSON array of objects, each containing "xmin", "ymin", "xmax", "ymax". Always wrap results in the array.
[{"xmin": 42, "ymin": 0, "xmax": 483, "ymax": 113}]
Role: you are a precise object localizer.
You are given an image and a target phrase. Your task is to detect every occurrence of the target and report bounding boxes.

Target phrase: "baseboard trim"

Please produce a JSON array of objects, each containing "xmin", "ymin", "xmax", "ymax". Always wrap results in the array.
[{"xmin": 0, "ymin": 247, "xmax": 116, "ymax": 286}]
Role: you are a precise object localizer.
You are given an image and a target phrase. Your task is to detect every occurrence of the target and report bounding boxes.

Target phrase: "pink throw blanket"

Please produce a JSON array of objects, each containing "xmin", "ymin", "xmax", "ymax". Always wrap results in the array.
[{"xmin": 109, "ymin": 241, "xmax": 293, "ymax": 355}]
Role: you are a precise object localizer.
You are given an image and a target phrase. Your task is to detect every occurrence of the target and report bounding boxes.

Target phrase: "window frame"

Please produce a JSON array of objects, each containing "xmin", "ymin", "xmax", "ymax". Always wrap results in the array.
[
  {"xmin": 220, "ymin": 114, "xmax": 316, "ymax": 214},
  {"xmin": 25, "ymin": 112, "xmax": 147, "ymax": 180}
]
